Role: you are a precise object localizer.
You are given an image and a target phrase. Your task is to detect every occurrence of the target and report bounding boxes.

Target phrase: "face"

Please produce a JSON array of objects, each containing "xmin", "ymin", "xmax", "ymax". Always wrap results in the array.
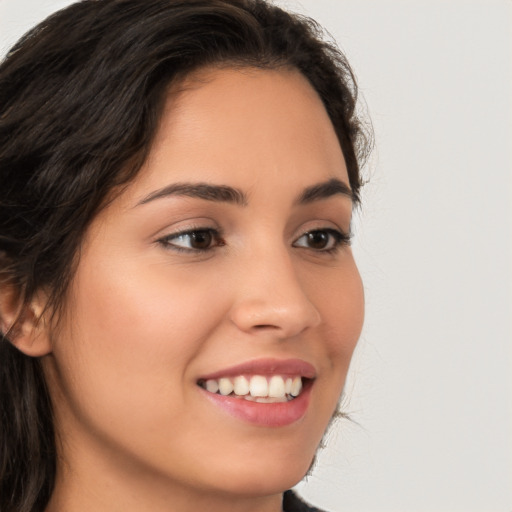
[{"xmin": 43, "ymin": 67, "xmax": 364, "ymax": 506}]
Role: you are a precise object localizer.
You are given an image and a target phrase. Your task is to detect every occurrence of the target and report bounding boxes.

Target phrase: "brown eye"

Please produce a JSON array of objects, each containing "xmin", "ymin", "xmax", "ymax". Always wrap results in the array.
[
  {"xmin": 305, "ymin": 231, "xmax": 329, "ymax": 249},
  {"xmin": 293, "ymin": 229, "xmax": 350, "ymax": 252},
  {"xmin": 159, "ymin": 229, "xmax": 223, "ymax": 252},
  {"xmin": 189, "ymin": 230, "xmax": 213, "ymax": 249}
]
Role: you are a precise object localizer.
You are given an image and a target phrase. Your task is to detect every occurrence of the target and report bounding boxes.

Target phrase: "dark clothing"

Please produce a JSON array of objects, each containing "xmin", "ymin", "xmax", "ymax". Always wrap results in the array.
[{"xmin": 283, "ymin": 491, "xmax": 326, "ymax": 512}]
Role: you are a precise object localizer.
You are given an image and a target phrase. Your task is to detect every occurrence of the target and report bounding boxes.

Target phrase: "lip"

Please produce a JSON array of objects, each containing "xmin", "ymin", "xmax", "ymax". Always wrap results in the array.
[
  {"xmin": 200, "ymin": 381, "xmax": 313, "ymax": 427},
  {"xmin": 197, "ymin": 358, "xmax": 315, "ymax": 427},
  {"xmin": 198, "ymin": 358, "xmax": 316, "ymax": 381}
]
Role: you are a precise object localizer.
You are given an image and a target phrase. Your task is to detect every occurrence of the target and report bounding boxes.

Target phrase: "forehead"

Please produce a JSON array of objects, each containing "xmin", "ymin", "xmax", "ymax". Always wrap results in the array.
[{"xmin": 127, "ymin": 66, "xmax": 349, "ymax": 202}]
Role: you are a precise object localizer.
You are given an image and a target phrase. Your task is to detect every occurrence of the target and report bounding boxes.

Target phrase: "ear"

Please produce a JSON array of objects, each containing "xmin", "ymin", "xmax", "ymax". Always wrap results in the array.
[{"xmin": 0, "ymin": 283, "xmax": 52, "ymax": 357}]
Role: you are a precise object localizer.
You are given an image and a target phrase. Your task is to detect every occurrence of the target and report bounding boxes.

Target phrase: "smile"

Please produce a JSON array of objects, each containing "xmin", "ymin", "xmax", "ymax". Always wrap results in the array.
[
  {"xmin": 197, "ymin": 359, "xmax": 315, "ymax": 426},
  {"xmin": 198, "ymin": 375, "xmax": 304, "ymax": 402}
]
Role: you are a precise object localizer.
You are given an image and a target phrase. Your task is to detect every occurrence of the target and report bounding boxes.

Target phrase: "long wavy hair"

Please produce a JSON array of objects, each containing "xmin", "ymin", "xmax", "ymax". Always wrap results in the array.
[{"xmin": 0, "ymin": 1, "xmax": 372, "ymax": 510}]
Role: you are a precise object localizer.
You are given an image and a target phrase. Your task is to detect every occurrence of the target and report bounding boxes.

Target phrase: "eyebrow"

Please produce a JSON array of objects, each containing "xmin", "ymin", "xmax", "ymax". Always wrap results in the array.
[
  {"xmin": 138, "ymin": 182, "xmax": 248, "ymax": 206},
  {"xmin": 295, "ymin": 178, "xmax": 354, "ymax": 205},
  {"xmin": 136, "ymin": 177, "xmax": 353, "ymax": 207}
]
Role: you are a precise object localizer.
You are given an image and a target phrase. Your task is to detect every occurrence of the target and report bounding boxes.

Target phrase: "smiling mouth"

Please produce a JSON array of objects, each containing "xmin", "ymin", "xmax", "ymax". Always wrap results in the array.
[{"xmin": 197, "ymin": 375, "xmax": 308, "ymax": 403}]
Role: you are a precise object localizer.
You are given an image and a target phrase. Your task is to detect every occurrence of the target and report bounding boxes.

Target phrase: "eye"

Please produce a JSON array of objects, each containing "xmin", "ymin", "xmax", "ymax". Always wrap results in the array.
[
  {"xmin": 158, "ymin": 228, "xmax": 224, "ymax": 252},
  {"xmin": 293, "ymin": 228, "xmax": 351, "ymax": 252}
]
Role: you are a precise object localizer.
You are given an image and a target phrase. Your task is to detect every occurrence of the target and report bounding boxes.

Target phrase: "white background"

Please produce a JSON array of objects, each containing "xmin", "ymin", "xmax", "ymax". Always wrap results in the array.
[{"xmin": 1, "ymin": 1, "xmax": 511, "ymax": 511}]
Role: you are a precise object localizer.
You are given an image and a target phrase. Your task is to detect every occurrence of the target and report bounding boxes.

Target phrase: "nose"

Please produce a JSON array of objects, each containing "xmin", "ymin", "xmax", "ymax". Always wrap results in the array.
[{"xmin": 228, "ymin": 247, "xmax": 321, "ymax": 339}]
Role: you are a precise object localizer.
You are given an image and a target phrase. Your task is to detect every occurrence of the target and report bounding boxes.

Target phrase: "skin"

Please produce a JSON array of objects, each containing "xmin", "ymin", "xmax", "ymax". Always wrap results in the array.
[{"xmin": 37, "ymin": 67, "xmax": 365, "ymax": 512}]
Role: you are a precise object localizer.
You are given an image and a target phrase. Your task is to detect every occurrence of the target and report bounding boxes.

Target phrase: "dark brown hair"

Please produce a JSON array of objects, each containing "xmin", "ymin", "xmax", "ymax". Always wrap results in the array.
[{"xmin": 0, "ymin": 1, "xmax": 372, "ymax": 510}]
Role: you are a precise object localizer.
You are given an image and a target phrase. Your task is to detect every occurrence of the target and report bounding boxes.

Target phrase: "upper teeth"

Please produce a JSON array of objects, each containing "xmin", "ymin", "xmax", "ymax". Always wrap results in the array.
[{"xmin": 202, "ymin": 375, "xmax": 303, "ymax": 400}]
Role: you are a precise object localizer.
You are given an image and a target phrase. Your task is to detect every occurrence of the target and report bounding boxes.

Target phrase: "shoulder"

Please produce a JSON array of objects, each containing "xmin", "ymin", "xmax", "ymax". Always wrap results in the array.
[{"xmin": 283, "ymin": 490, "xmax": 328, "ymax": 512}]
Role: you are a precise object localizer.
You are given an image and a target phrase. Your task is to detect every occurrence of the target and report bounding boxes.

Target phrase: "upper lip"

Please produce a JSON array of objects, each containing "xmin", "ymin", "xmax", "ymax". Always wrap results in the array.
[{"xmin": 198, "ymin": 358, "xmax": 316, "ymax": 381}]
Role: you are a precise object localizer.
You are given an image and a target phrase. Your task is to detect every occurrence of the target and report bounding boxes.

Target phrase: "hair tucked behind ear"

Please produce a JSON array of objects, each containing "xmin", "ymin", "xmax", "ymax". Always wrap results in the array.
[{"xmin": 0, "ymin": 1, "xmax": 372, "ymax": 510}]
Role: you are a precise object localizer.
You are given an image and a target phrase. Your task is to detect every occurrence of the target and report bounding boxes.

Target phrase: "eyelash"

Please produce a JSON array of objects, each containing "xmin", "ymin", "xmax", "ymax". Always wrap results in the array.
[
  {"xmin": 293, "ymin": 228, "xmax": 352, "ymax": 254},
  {"xmin": 157, "ymin": 228, "xmax": 225, "ymax": 253},
  {"xmin": 157, "ymin": 227, "xmax": 351, "ymax": 254}
]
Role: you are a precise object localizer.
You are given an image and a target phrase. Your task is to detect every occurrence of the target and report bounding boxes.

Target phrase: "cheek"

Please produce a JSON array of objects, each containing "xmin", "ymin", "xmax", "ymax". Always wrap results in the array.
[
  {"xmin": 311, "ymin": 262, "xmax": 364, "ymax": 418},
  {"xmin": 332, "ymin": 271, "xmax": 364, "ymax": 354},
  {"xmin": 70, "ymin": 255, "xmax": 223, "ymax": 358},
  {"xmin": 49, "ymin": 256, "xmax": 226, "ymax": 429},
  {"xmin": 312, "ymin": 261, "xmax": 364, "ymax": 360}
]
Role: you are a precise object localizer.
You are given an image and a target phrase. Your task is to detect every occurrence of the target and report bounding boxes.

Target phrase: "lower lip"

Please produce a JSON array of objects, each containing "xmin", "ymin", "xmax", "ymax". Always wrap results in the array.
[{"xmin": 200, "ymin": 381, "xmax": 312, "ymax": 427}]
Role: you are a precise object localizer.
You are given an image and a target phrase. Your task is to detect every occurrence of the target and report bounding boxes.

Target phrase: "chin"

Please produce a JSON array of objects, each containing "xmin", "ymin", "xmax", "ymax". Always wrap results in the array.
[
  {"xmin": 208, "ymin": 438, "xmax": 319, "ymax": 497},
  {"xmin": 216, "ymin": 460, "xmax": 313, "ymax": 497}
]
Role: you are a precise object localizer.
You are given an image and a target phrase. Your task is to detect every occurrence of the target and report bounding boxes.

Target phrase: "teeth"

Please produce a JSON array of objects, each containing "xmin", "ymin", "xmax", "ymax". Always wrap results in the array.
[
  {"xmin": 234, "ymin": 394, "xmax": 287, "ymax": 403},
  {"xmin": 290, "ymin": 376, "xmax": 302, "ymax": 397},
  {"xmin": 233, "ymin": 376, "xmax": 250, "ymax": 395},
  {"xmin": 268, "ymin": 376, "xmax": 285, "ymax": 398},
  {"xmin": 200, "ymin": 374, "xmax": 306, "ymax": 401},
  {"xmin": 205, "ymin": 379, "xmax": 219, "ymax": 393},
  {"xmin": 254, "ymin": 396, "xmax": 288, "ymax": 403},
  {"xmin": 218, "ymin": 378, "xmax": 234, "ymax": 396},
  {"xmin": 249, "ymin": 375, "xmax": 268, "ymax": 397}
]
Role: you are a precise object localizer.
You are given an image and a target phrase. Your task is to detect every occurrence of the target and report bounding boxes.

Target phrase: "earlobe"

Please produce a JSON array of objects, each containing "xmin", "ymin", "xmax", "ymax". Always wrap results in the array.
[{"xmin": 0, "ymin": 284, "xmax": 52, "ymax": 357}]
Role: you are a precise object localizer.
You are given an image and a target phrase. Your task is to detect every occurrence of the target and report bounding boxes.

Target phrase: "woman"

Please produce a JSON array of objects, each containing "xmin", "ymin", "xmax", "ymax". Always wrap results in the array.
[{"xmin": 0, "ymin": 1, "xmax": 372, "ymax": 511}]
